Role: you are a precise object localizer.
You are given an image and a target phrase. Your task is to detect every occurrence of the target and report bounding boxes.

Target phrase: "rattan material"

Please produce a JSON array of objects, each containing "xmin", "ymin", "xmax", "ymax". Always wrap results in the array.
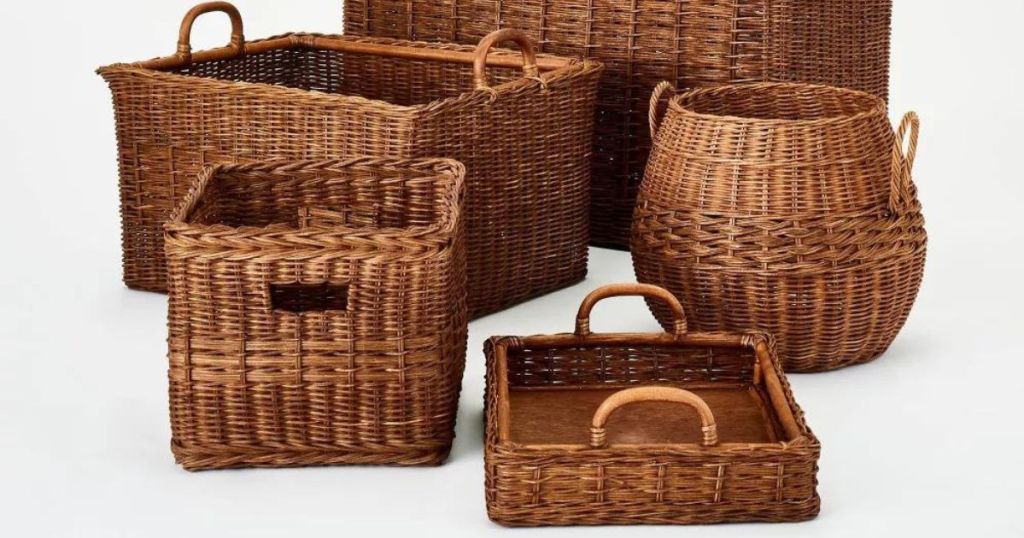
[
  {"xmin": 98, "ymin": 2, "xmax": 602, "ymax": 318},
  {"xmin": 344, "ymin": 0, "xmax": 893, "ymax": 248},
  {"xmin": 164, "ymin": 157, "xmax": 467, "ymax": 471},
  {"xmin": 484, "ymin": 283, "xmax": 820, "ymax": 526},
  {"xmin": 632, "ymin": 83, "xmax": 926, "ymax": 372}
]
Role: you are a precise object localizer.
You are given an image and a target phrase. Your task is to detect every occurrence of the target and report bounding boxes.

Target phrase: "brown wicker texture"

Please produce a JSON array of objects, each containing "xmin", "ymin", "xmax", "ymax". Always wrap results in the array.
[
  {"xmin": 164, "ymin": 157, "xmax": 467, "ymax": 470},
  {"xmin": 484, "ymin": 283, "xmax": 820, "ymax": 526},
  {"xmin": 633, "ymin": 83, "xmax": 926, "ymax": 372},
  {"xmin": 98, "ymin": 2, "xmax": 603, "ymax": 318},
  {"xmin": 344, "ymin": 0, "xmax": 893, "ymax": 248}
]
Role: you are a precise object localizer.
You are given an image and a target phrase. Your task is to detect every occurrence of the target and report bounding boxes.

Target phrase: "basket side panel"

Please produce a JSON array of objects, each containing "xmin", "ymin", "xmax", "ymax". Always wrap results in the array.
[{"xmin": 411, "ymin": 68, "xmax": 600, "ymax": 318}]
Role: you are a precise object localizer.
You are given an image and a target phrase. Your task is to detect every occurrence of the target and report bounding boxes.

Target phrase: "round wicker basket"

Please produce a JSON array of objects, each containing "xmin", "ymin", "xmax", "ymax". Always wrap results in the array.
[{"xmin": 632, "ymin": 82, "xmax": 927, "ymax": 372}]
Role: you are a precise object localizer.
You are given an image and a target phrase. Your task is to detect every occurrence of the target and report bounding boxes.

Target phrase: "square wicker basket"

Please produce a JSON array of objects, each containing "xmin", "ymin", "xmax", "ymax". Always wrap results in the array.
[
  {"xmin": 164, "ymin": 157, "xmax": 467, "ymax": 471},
  {"xmin": 98, "ymin": 2, "xmax": 602, "ymax": 319},
  {"xmin": 484, "ymin": 284, "xmax": 821, "ymax": 526}
]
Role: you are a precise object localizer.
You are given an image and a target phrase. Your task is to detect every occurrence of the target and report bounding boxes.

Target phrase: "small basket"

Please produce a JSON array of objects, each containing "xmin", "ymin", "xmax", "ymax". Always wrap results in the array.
[
  {"xmin": 633, "ymin": 83, "xmax": 927, "ymax": 372},
  {"xmin": 345, "ymin": 0, "xmax": 894, "ymax": 248},
  {"xmin": 165, "ymin": 157, "xmax": 467, "ymax": 471},
  {"xmin": 484, "ymin": 284, "xmax": 820, "ymax": 526},
  {"xmin": 98, "ymin": 1, "xmax": 602, "ymax": 318}
]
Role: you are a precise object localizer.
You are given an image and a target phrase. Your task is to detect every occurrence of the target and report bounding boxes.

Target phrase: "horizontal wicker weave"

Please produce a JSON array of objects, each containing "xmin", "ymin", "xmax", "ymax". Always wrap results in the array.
[
  {"xmin": 633, "ymin": 83, "xmax": 927, "ymax": 372},
  {"xmin": 485, "ymin": 284, "xmax": 820, "ymax": 526},
  {"xmin": 164, "ymin": 157, "xmax": 467, "ymax": 470},
  {"xmin": 344, "ymin": 0, "xmax": 893, "ymax": 248},
  {"xmin": 99, "ymin": 2, "xmax": 602, "ymax": 318}
]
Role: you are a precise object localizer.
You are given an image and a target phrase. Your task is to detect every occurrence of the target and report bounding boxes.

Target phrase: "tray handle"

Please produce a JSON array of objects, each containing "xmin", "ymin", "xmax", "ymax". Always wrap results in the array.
[
  {"xmin": 473, "ymin": 29, "xmax": 540, "ymax": 90},
  {"xmin": 590, "ymin": 387, "xmax": 719, "ymax": 448},
  {"xmin": 177, "ymin": 1, "xmax": 245, "ymax": 63},
  {"xmin": 575, "ymin": 283, "xmax": 688, "ymax": 338},
  {"xmin": 649, "ymin": 81, "xmax": 676, "ymax": 140},
  {"xmin": 888, "ymin": 111, "xmax": 920, "ymax": 215}
]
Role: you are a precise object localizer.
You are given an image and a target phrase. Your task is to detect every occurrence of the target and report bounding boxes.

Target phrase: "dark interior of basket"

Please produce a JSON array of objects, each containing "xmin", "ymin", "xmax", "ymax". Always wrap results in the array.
[
  {"xmin": 501, "ymin": 340, "xmax": 797, "ymax": 446},
  {"xmin": 168, "ymin": 43, "xmax": 524, "ymax": 105},
  {"xmin": 186, "ymin": 164, "xmax": 454, "ymax": 231}
]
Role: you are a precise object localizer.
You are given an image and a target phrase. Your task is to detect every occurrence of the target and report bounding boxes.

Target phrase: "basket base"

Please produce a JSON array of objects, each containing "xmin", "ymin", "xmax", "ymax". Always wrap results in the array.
[{"xmin": 172, "ymin": 442, "xmax": 452, "ymax": 471}]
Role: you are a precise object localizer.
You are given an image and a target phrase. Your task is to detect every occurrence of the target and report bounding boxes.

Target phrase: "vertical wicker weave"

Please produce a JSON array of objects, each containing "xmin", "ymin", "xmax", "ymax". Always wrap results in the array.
[
  {"xmin": 164, "ymin": 157, "xmax": 467, "ymax": 471},
  {"xmin": 632, "ymin": 83, "xmax": 927, "ymax": 372},
  {"xmin": 98, "ymin": 2, "xmax": 603, "ymax": 318},
  {"xmin": 484, "ymin": 284, "xmax": 820, "ymax": 526},
  {"xmin": 344, "ymin": 0, "xmax": 893, "ymax": 248}
]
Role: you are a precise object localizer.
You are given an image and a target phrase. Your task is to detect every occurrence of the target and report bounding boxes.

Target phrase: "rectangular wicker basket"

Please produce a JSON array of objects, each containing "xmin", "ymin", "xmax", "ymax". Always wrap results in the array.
[
  {"xmin": 344, "ymin": 0, "xmax": 892, "ymax": 248},
  {"xmin": 484, "ymin": 284, "xmax": 821, "ymax": 526},
  {"xmin": 98, "ymin": 1, "xmax": 603, "ymax": 318},
  {"xmin": 164, "ymin": 157, "xmax": 467, "ymax": 471}
]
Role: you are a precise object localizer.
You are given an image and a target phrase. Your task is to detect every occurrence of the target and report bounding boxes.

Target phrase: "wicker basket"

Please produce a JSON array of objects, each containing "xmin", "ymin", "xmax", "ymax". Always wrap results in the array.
[
  {"xmin": 164, "ymin": 157, "xmax": 467, "ymax": 470},
  {"xmin": 98, "ymin": 2, "xmax": 602, "ymax": 318},
  {"xmin": 484, "ymin": 283, "xmax": 820, "ymax": 526},
  {"xmin": 633, "ymin": 83, "xmax": 927, "ymax": 372},
  {"xmin": 344, "ymin": 0, "xmax": 893, "ymax": 248}
]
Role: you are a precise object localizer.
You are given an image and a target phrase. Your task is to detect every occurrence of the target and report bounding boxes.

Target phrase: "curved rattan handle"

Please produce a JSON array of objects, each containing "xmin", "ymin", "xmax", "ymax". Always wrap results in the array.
[
  {"xmin": 575, "ymin": 283, "xmax": 688, "ymax": 338},
  {"xmin": 888, "ymin": 111, "xmax": 920, "ymax": 214},
  {"xmin": 649, "ymin": 81, "xmax": 677, "ymax": 140},
  {"xmin": 589, "ymin": 387, "xmax": 719, "ymax": 448},
  {"xmin": 177, "ymin": 2, "xmax": 245, "ymax": 62},
  {"xmin": 473, "ymin": 29, "xmax": 540, "ymax": 89}
]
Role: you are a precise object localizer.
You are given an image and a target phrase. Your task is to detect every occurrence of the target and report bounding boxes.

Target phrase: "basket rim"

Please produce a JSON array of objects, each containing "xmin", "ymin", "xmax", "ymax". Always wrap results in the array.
[
  {"xmin": 164, "ymin": 156, "xmax": 465, "ymax": 250},
  {"xmin": 485, "ymin": 331, "xmax": 820, "ymax": 454},
  {"xmin": 97, "ymin": 32, "xmax": 603, "ymax": 114},
  {"xmin": 669, "ymin": 82, "xmax": 887, "ymax": 127}
]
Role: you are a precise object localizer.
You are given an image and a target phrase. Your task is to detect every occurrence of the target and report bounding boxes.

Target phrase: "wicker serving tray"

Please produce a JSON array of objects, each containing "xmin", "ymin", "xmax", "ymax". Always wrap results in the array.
[{"xmin": 484, "ymin": 284, "xmax": 820, "ymax": 526}]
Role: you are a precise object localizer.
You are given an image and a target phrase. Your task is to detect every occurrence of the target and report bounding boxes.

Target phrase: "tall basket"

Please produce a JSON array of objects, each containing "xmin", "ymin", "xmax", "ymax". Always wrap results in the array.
[
  {"xmin": 633, "ymin": 83, "xmax": 927, "ymax": 372},
  {"xmin": 99, "ymin": 2, "xmax": 602, "ymax": 318},
  {"xmin": 344, "ymin": 0, "xmax": 893, "ymax": 248}
]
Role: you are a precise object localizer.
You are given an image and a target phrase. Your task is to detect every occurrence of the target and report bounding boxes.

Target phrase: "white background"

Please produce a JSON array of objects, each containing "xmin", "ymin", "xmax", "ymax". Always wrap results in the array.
[{"xmin": 1, "ymin": 0, "xmax": 1022, "ymax": 536}]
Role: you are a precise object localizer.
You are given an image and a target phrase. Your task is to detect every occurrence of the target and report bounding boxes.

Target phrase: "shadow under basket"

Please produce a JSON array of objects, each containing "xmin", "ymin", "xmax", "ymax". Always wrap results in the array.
[
  {"xmin": 164, "ymin": 157, "xmax": 467, "ymax": 471},
  {"xmin": 484, "ymin": 284, "xmax": 820, "ymax": 526}
]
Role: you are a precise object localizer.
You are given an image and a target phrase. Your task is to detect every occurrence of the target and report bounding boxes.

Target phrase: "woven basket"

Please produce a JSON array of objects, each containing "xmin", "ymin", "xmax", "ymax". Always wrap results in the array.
[
  {"xmin": 484, "ymin": 283, "xmax": 820, "ymax": 526},
  {"xmin": 344, "ymin": 0, "xmax": 893, "ymax": 248},
  {"xmin": 164, "ymin": 157, "xmax": 467, "ymax": 470},
  {"xmin": 98, "ymin": 2, "xmax": 602, "ymax": 318},
  {"xmin": 633, "ymin": 83, "xmax": 927, "ymax": 372}
]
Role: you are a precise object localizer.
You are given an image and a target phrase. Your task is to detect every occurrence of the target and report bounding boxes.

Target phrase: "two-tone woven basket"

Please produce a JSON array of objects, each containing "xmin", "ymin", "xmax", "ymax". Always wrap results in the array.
[
  {"xmin": 99, "ymin": 1, "xmax": 602, "ymax": 318},
  {"xmin": 164, "ymin": 157, "xmax": 467, "ymax": 470},
  {"xmin": 344, "ymin": 0, "xmax": 893, "ymax": 248},
  {"xmin": 484, "ymin": 284, "xmax": 820, "ymax": 526},
  {"xmin": 633, "ymin": 82, "xmax": 927, "ymax": 372}
]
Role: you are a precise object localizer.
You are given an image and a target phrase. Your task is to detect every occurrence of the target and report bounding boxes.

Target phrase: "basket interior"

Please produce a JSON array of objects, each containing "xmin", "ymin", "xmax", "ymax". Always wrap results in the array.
[
  {"xmin": 500, "ymin": 341, "xmax": 795, "ymax": 446},
  {"xmin": 677, "ymin": 84, "xmax": 883, "ymax": 121},
  {"xmin": 185, "ymin": 162, "xmax": 456, "ymax": 232},
  {"xmin": 168, "ymin": 44, "xmax": 523, "ymax": 106}
]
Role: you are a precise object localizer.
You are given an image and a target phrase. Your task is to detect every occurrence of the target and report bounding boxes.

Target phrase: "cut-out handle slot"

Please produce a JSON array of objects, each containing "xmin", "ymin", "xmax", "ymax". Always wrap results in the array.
[{"xmin": 270, "ymin": 283, "xmax": 349, "ymax": 313}]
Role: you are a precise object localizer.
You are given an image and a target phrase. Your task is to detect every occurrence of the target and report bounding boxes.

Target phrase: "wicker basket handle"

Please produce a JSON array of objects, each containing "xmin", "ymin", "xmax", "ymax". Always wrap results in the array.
[
  {"xmin": 589, "ymin": 387, "xmax": 719, "ymax": 448},
  {"xmin": 888, "ymin": 111, "xmax": 920, "ymax": 214},
  {"xmin": 649, "ymin": 81, "xmax": 677, "ymax": 140},
  {"xmin": 473, "ymin": 29, "xmax": 540, "ymax": 89},
  {"xmin": 177, "ymin": 2, "xmax": 245, "ymax": 63},
  {"xmin": 575, "ymin": 283, "xmax": 688, "ymax": 338}
]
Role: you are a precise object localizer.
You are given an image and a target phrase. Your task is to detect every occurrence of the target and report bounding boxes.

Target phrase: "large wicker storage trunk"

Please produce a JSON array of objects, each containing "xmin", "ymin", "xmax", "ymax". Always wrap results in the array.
[
  {"xmin": 633, "ymin": 83, "xmax": 926, "ymax": 372},
  {"xmin": 99, "ymin": 2, "xmax": 602, "ymax": 318},
  {"xmin": 345, "ymin": 0, "xmax": 893, "ymax": 248},
  {"xmin": 484, "ymin": 284, "xmax": 820, "ymax": 526},
  {"xmin": 164, "ymin": 157, "xmax": 467, "ymax": 470}
]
